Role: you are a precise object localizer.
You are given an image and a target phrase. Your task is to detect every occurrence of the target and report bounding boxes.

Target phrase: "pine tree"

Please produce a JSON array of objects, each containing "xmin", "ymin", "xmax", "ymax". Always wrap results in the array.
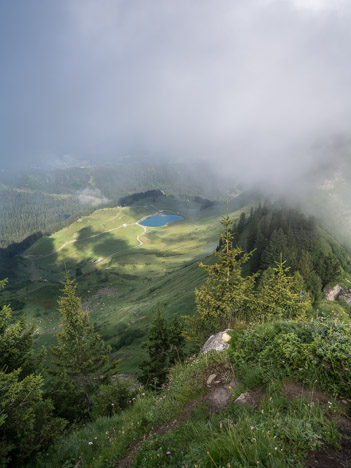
[
  {"xmin": 256, "ymin": 256, "xmax": 312, "ymax": 321},
  {"xmin": 49, "ymin": 276, "xmax": 118, "ymax": 421},
  {"xmin": 138, "ymin": 306, "xmax": 185, "ymax": 390},
  {"xmin": 0, "ymin": 279, "xmax": 65, "ymax": 467},
  {"xmin": 261, "ymin": 228, "xmax": 288, "ymax": 268},
  {"xmin": 315, "ymin": 254, "xmax": 341, "ymax": 288},
  {"xmin": 0, "ymin": 278, "xmax": 38, "ymax": 377},
  {"xmin": 188, "ymin": 211, "xmax": 256, "ymax": 344}
]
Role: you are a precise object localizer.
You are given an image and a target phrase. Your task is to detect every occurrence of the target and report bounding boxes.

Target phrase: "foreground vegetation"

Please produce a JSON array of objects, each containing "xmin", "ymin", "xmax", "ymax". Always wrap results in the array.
[
  {"xmin": 2, "ymin": 196, "xmax": 351, "ymax": 466},
  {"xmin": 33, "ymin": 328, "xmax": 350, "ymax": 467}
]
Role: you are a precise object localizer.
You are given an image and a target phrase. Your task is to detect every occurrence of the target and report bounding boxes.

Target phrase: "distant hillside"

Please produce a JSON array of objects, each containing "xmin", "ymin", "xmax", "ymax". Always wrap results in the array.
[
  {"xmin": 233, "ymin": 203, "xmax": 351, "ymax": 300},
  {"xmin": 118, "ymin": 189, "xmax": 166, "ymax": 206},
  {"xmin": 0, "ymin": 163, "xmax": 238, "ymax": 247}
]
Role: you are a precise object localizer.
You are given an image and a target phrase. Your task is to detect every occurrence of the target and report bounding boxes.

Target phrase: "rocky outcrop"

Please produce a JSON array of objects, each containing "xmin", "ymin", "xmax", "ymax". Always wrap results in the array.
[
  {"xmin": 323, "ymin": 284, "xmax": 343, "ymax": 301},
  {"xmin": 200, "ymin": 329, "xmax": 232, "ymax": 354},
  {"xmin": 323, "ymin": 284, "xmax": 351, "ymax": 304},
  {"xmin": 340, "ymin": 289, "xmax": 351, "ymax": 305}
]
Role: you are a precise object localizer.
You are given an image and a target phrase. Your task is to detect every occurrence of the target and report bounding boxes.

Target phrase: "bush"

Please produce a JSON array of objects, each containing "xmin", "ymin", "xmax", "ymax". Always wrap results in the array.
[
  {"xmin": 90, "ymin": 378, "xmax": 133, "ymax": 419},
  {"xmin": 230, "ymin": 320, "xmax": 351, "ymax": 397}
]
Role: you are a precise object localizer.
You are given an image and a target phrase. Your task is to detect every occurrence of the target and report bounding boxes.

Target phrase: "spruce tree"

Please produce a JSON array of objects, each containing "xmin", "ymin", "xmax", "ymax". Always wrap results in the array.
[
  {"xmin": 0, "ymin": 278, "xmax": 38, "ymax": 376},
  {"xmin": 188, "ymin": 210, "xmax": 255, "ymax": 344},
  {"xmin": 0, "ymin": 279, "xmax": 65, "ymax": 467},
  {"xmin": 139, "ymin": 306, "xmax": 185, "ymax": 390},
  {"xmin": 50, "ymin": 276, "xmax": 118, "ymax": 421},
  {"xmin": 256, "ymin": 256, "xmax": 312, "ymax": 321}
]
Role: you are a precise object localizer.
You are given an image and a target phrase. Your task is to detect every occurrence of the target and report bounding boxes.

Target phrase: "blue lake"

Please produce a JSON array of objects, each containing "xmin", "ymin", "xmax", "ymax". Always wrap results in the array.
[{"xmin": 140, "ymin": 214, "xmax": 184, "ymax": 227}]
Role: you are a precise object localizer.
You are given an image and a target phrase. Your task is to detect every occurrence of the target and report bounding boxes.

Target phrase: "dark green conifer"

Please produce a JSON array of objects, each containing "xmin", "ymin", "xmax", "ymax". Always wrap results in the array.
[
  {"xmin": 49, "ymin": 276, "xmax": 118, "ymax": 421},
  {"xmin": 188, "ymin": 211, "xmax": 255, "ymax": 343},
  {"xmin": 139, "ymin": 306, "xmax": 185, "ymax": 390},
  {"xmin": 0, "ymin": 279, "xmax": 65, "ymax": 467}
]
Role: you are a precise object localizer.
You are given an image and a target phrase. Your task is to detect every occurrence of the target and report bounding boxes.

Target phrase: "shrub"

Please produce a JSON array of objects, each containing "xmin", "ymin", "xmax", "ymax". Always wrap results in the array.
[
  {"xmin": 230, "ymin": 320, "xmax": 351, "ymax": 397},
  {"xmin": 90, "ymin": 378, "xmax": 133, "ymax": 419}
]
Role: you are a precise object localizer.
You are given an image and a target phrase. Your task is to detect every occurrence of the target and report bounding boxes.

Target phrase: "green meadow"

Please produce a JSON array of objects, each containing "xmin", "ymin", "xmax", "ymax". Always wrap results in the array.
[{"xmin": 4, "ymin": 195, "xmax": 251, "ymax": 373}]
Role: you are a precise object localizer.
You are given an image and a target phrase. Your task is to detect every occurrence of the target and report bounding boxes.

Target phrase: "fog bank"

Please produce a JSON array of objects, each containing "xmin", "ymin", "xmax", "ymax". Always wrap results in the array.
[{"xmin": 1, "ymin": 0, "xmax": 351, "ymax": 190}]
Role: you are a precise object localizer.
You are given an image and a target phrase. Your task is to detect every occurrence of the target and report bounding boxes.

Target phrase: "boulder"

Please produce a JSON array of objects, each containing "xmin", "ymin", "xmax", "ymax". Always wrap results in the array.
[
  {"xmin": 200, "ymin": 329, "xmax": 232, "ymax": 354},
  {"xmin": 323, "ymin": 284, "xmax": 343, "ymax": 301},
  {"xmin": 206, "ymin": 387, "xmax": 231, "ymax": 410},
  {"xmin": 340, "ymin": 289, "xmax": 351, "ymax": 305}
]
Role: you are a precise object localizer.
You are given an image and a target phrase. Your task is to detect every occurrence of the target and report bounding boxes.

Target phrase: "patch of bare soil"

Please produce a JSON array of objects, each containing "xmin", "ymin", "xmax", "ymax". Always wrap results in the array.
[
  {"xmin": 283, "ymin": 381, "xmax": 333, "ymax": 405},
  {"xmin": 92, "ymin": 287, "xmax": 117, "ymax": 299},
  {"xmin": 305, "ymin": 438, "xmax": 351, "ymax": 468},
  {"xmin": 299, "ymin": 385, "xmax": 351, "ymax": 468},
  {"xmin": 233, "ymin": 388, "xmax": 264, "ymax": 409}
]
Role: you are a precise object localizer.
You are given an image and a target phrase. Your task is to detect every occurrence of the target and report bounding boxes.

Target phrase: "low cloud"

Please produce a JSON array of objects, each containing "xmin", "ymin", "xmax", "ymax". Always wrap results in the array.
[
  {"xmin": 1, "ymin": 0, "xmax": 351, "ymax": 190},
  {"xmin": 77, "ymin": 188, "xmax": 109, "ymax": 207}
]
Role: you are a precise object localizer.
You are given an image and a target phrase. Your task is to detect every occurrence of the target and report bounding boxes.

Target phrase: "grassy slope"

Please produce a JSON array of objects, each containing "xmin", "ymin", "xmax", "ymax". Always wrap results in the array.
[
  {"xmin": 34, "ymin": 344, "xmax": 348, "ymax": 468},
  {"xmin": 1, "ymin": 195, "xmax": 253, "ymax": 373}
]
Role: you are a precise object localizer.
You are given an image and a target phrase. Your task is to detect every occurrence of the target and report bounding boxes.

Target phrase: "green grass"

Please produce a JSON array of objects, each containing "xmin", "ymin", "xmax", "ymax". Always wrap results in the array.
[
  {"xmin": 32, "ymin": 351, "xmax": 341, "ymax": 468},
  {"xmin": 2, "ymin": 196, "xmax": 249, "ymax": 372}
]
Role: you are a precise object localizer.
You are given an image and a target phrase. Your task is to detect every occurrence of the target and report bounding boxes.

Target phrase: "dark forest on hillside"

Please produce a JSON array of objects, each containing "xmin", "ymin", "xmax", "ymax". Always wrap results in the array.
[{"xmin": 233, "ymin": 204, "xmax": 351, "ymax": 299}]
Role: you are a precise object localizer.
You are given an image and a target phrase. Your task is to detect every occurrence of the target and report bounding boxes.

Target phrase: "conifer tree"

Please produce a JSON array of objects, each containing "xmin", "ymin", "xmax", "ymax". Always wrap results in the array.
[
  {"xmin": 50, "ymin": 276, "xmax": 118, "ymax": 421},
  {"xmin": 0, "ymin": 279, "xmax": 65, "ymax": 467},
  {"xmin": 0, "ymin": 278, "xmax": 38, "ymax": 376},
  {"xmin": 256, "ymin": 256, "xmax": 312, "ymax": 321},
  {"xmin": 188, "ymin": 210, "xmax": 255, "ymax": 344},
  {"xmin": 139, "ymin": 306, "xmax": 185, "ymax": 390}
]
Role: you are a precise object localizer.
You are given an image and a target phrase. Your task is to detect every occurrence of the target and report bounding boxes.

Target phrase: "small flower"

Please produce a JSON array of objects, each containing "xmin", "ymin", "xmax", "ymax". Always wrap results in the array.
[
  {"xmin": 166, "ymin": 451, "xmax": 171, "ymax": 455},
  {"xmin": 346, "ymin": 353, "xmax": 350, "ymax": 358},
  {"xmin": 111, "ymin": 403, "xmax": 115, "ymax": 406},
  {"xmin": 308, "ymin": 401, "xmax": 315, "ymax": 406},
  {"xmin": 88, "ymin": 441, "xmax": 93, "ymax": 445},
  {"xmin": 250, "ymin": 426, "xmax": 255, "ymax": 431}
]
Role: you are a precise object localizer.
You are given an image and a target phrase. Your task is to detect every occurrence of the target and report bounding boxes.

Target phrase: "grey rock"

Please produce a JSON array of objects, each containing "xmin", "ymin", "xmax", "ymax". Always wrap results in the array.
[
  {"xmin": 207, "ymin": 374, "xmax": 217, "ymax": 385},
  {"xmin": 323, "ymin": 284, "xmax": 343, "ymax": 301},
  {"xmin": 200, "ymin": 329, "xmax": 232, "ymax": 354},
  {"xmin": 234, "ymin": 392, "xmax": 250, "ymax": 406},
  {"xmin": 207, "ymin": 387, "xmax": 231, "ymax": 410},
  {"xmin": 339, "ymin": 290, "xmax": 351, "ymax": 304}
]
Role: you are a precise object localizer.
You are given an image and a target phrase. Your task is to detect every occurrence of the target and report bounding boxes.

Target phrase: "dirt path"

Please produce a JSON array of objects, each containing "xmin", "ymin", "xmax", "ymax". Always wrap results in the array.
[
  {"xmin": 116, "ymin": 380, "xmax": 351, "ymax": 468},
  {"xmin": 135, "ymin": 223, "xmax": 146, "ymax": 246},
  {"xmin": 116, "ymin": 397, "xmax": 203, "ymax": 468},
  {"xmin": 116, "ymin": 368, "xmax": 235, "ymax": 468}
]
